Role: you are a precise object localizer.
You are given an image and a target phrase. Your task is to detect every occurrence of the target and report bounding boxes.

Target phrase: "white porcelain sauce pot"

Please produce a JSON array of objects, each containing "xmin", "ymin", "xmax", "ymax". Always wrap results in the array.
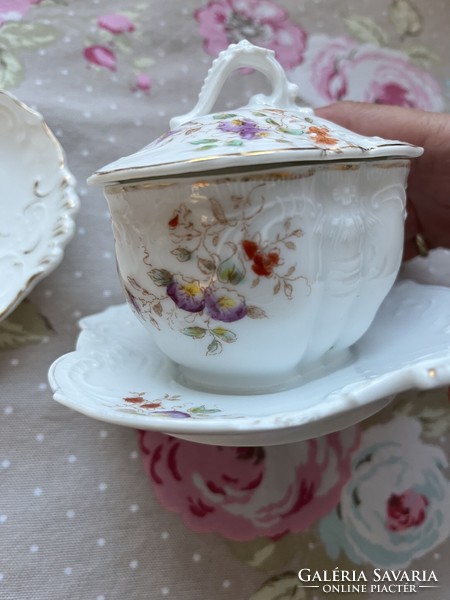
[{"xmin": 88, "ymin": 40, "xmax": 422, "ymax": 395}]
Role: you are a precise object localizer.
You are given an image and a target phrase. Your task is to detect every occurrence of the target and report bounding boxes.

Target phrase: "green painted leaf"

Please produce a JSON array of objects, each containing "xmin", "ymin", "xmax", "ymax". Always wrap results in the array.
[
  {"xmin": 0, "ymin": 48, "xmax": 24, "ymax": 89},
  {"xmin": 189, "ymin": 138, "xmax": 218, "ymax": 145},
  {"xmin": 283, "ymin": 281, "xmax": 294, "ymax": 299},
  {"xmin": 148, "ymin": 316, "xmax": 160, "ymax": 330},
  {"xmin": 0, "ymin": 300, "xmax": 53, "ymax": 350},
  {"xmin": 209, "ymin": 198, "xmax": 228, "ymax": 224},
  {"xmin": 171, "ymin": 247, "xmax": 192, "ymax": 262},
  {"xmin": 343, "ymin": 15, "xmax": 388, "ymax": 45},
  {"xmin": 304, "ymin": 117, "xmax": 314, "ymax": 123},
  {"xmin": 217, "ymin": 256, "xmax": 245, "ymax": 285},
  {"xmin": 195, "ymin": 144, "xmax": 217, "ymax": 151},
  {"xmin": 0, "ymin": 23, "xmax": 60, "ymax": 51},
  {"xmin": 189, "ymin": 405, "xmax": 221, "ymax": 414},
  {"xmin": 249, "ymin": 572, "xmax": 306, "ymax": 600},
  {"xmin": 197, "ymin": 257, "xmax": 216, "ymax": 274},
  {"xmin": 279, "ymin": 127, "xmax": 305, "ymax": 135},
  {"xmin": 246, "ymin": 306, "xmax": 267, "ymax": 319},
  {"xmin": 225, "ymin": 139, "xmax": 244, "ymax": 146},
  {"xmin": 207, "ymin": 338, "xmax": 221, "ymax": 355},
  {"xmin": 213, "ymin": 113, "xmax": 237, "ymax": 119},
  {"xmin": 212, "ymin": 327, "xmax": 237, "ymax": 343},
  {"xmin": 117, "ymin": 407, "xmax": 143, "ymax": 415},
  {"xmin": 148, "ymin": 268, "xmax": 172, "ymax": 286},
  {"xmin": 389, "ymin": 0, "xmax": 422, "ymax": 36},
  {"xmin": 265, "ymin": 117, "xmax": 281, "ymax": 126},
  {"xmin": 181, "ymin": 327, "xmax": 207, "ymax": 339},
  {"xmin": 152, "ymin": 302, "xmax": 163, "ymax": 317}
]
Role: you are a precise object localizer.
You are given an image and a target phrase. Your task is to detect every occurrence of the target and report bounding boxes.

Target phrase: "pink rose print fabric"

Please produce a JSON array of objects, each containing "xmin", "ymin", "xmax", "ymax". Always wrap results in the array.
[
  {"xmin": 83, "ymin": 10, "xmax": 152, "ymax": 94},
  {"xmin": 83, "ymin": 45, "xmax": 117, "ymax": 71},
  {"xmin": 290, "ymin": 34, "xmax": 444, "ymax": 110},
  {"xmin": 195, "ymin": 0, "xmax": 307, "ymax": 69},
  {"xmin": 319, "ymin": 416, "xmax": 450, "ymax": 568},
  {"xmin": 97, "ymin": 13, "xmax": 135, "ymax": 34},
  {"xmin": 0, "ymin": 0, "xmax": 40, "ymax": 26},
  {"xmin": 140, "ymin": 427, "xmax": 360, "ymax": 541}
]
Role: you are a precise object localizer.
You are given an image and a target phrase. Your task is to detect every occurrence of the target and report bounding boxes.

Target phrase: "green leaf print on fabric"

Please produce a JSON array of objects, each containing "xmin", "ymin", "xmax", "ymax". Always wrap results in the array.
[
  {"xmin": 0, "ymin": 22, "xmax": 60, "ymax": 51},
  {"xmin": 0, "ymin": 48, "xmax": 24, "ymax": 89},
  {"xmin": 0, "ymin": 22, "xmax": 60, "ymax": 89},
  {"xmin": 0, "ymin": 300, "xmax": 53, "ymax": 350},
  {"xmin": 405, "ymin": 43, "xmax": 440, "ymax": 67},
  {"xmin": 227, "ymin": 534, "xmax": 302, "ymax": 572},
  {"xmin": 248, "ymin": 572, "xmax": 306, "ymax": 600},
  {"xmin": 342, "ymin": 15, "xmax": 388, "ymax": 46},
  {"xmin": 389, "ymin": 0, "xmax": 422, "ymax": 37},
  {"xmin": 360, "ymin": 387, "xmax": 450, "ymax": 439},
  {"xmin": 391, "ymin": 387, "xmax": 450, "ymax": 439}
]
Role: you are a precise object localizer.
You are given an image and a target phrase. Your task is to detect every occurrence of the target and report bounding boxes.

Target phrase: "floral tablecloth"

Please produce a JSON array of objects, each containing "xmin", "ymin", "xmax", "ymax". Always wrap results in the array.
[{"xmin": 1, "ymin": 1, "xmax": 449, "ymax": 599}]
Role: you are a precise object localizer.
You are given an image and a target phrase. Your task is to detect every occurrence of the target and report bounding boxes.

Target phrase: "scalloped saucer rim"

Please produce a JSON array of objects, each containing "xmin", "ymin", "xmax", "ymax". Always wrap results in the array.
[
  {"xmin": 0, "ymin": 90, "xmax": 79, "ymax": 321},
  {"xmin": 48, "ymin": 276, "xmax": 450, "ymax": 446}
]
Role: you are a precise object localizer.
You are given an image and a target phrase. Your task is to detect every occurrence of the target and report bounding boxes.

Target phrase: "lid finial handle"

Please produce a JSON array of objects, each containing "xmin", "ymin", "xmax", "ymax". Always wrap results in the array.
[{"xmin": 170, "ymin": 40, "xmax": 312, "ymax": 129}]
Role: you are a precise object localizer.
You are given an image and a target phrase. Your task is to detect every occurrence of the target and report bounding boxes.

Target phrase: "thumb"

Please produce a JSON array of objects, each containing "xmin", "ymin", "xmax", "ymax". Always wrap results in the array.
[
  {"xmin": 314, "ymin": 101, "xmax": 441, "ymax": 148},
  {"xmin": 315, "ymin": 102, "xmax": 450, "ymax": 254}
]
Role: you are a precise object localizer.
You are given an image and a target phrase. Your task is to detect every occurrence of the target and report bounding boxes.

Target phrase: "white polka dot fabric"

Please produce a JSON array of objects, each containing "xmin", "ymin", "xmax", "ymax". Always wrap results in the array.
[{"xmin": 1, "ymin": 1, "xmax": 450, "ymax": 599}]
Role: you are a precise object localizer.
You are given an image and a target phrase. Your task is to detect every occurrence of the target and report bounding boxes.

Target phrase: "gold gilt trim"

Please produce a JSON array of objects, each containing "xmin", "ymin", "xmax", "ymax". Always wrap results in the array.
[
  {"xmin": 108, "ymin": 167, "xmax": 321, "ymax": 192},
  {"xmin": 95, "ymin": 142, "xmax": 419, "ymax": 181}
]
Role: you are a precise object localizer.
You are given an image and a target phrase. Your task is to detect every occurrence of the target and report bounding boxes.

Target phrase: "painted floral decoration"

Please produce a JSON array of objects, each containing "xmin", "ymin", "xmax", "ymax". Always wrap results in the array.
[
  {"xmin": 125, "ymin": 187, "xmax": 304, "ymax": 355},
  {"xmin": 140, "ymin": 427, "xmax": 360, "ymax": 540},
  {"xmin": 195, "ymin": 0, "xmax": 307, "ymax": 69},
  {"xmin": 217, "ymin": 117, "xmax": 269, "ymax": 139},
  {"xmin": 147, "ymin": 109, "xmax": 351, "ymax": 165},
  {"xmin": 118, "ymin": 392, "xmax": 221, "ymax": 419}
]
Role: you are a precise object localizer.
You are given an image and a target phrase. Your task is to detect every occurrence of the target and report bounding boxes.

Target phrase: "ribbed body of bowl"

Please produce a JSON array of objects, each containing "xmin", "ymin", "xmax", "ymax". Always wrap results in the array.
[{"xmin": 105, "ymin": 160, "xmax": 409, "ymax": 393}]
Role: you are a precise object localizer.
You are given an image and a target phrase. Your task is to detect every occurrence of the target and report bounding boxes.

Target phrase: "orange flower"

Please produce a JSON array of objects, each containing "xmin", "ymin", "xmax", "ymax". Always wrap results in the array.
[{"xmin": 308, "ymin": 125, "xmax": 338, "ymax": 146}]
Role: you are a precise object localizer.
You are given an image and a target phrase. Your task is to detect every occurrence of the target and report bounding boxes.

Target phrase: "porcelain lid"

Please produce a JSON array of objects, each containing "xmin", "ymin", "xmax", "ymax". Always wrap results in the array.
[{"xmin": 88, "ymin": 41, "xmax": 422, "ymax": 186}]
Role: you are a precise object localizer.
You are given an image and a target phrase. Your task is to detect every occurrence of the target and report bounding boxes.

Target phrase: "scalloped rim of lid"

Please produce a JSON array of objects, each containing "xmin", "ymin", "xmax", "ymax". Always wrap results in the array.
[{"xmin": 89, "ymin": 140, "xmax": 423, "ymax": 186}]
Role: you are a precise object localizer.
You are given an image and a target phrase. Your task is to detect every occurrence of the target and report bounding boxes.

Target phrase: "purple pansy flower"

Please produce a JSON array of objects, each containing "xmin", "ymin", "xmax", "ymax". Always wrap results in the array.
[
  {"xmin": 125, "ymin": 287, "xmax": 142, "ymax": 316},
  {"xmin": 205, "ymin": 288, "xmax": 247, "ymax": 323},
  {"xmin": 167, "ymin": 277, "xmax": 205, "ymax": 313},
  {"xmin": 218, "ymin": 118, "xmax": 268, "ymax": 140},
  {"xmin": 153, "ymin": 410, "xmax": 191, "ymax": 419}
]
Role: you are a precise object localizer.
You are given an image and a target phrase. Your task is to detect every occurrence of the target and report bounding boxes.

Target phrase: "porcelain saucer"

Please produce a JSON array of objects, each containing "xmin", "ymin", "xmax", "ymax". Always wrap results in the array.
[
  {"xmin": 0, "ymin": 91, "xmax": 79, "ymax": 321},
  {"xmin": 48, "ymin": 279, "xmax": 450, "ymax": 446}
]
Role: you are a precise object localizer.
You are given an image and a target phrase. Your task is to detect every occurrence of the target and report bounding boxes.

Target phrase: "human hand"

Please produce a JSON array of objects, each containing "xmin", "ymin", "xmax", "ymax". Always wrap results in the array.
[{"xmin": 315, "ymin": 102, "xmax": 450, "ymax": 260}]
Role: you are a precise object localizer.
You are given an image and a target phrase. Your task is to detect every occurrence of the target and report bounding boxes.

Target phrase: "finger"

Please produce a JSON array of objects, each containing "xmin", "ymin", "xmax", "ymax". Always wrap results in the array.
[
  {"xmin": 314, "ymin": 101, "xmax": 443, "ymax": 147},
  {"xmin": 316, "ymin": 102, "xmax": 450, "ymax": 252}
]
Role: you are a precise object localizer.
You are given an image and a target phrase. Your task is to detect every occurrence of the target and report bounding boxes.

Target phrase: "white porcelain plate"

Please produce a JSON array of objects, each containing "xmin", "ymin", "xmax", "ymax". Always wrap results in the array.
[
  {"xmin": 49, "ymin": 274, "xmax": 450, "ymax": 446},
  {"xmin": 0, "ymin": 91, "xmax": 79, "ymax": 321}
]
